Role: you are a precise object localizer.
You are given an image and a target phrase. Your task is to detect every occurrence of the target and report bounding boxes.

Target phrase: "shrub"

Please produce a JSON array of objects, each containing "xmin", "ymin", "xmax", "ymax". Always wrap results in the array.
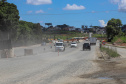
[
  {"xmin": 112, "ymin": 36, "xmax": 126, "ymax": 43},
  {"xmin": 111, "ymin": 36, "xmax": 118, "ymax": 43},
  {"xmin": 120, "ymin": 36, "xmax": 126, "ymax": 43}
]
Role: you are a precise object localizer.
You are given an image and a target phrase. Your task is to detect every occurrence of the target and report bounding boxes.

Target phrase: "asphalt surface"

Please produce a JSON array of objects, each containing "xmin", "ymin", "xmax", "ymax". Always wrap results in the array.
[{"xmin": 0, "ymin": 40, "xmax": 99, "ymax": 84}]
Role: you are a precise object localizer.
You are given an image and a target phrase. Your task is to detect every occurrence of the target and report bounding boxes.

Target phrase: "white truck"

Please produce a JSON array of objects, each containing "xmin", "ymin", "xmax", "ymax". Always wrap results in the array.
[
  {"xmin": 55, "ymin": 42, "xmax": 65, "ymax": 52},
  {"xmin": 89, "ymin": 37, "xmax": 96, "ymax": 45}
]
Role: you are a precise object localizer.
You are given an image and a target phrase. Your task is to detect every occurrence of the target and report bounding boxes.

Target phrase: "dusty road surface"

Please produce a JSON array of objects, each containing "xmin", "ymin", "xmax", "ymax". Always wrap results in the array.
[{"xmin": 0, "ymin": 40, "xmax": 99, "ymax": 84}]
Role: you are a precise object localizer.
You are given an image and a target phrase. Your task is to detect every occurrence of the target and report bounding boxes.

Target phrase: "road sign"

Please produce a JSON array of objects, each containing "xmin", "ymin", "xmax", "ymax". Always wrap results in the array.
[{"xmin": 102, "ymin": 40, "xmax": 106, "ymax": 45}]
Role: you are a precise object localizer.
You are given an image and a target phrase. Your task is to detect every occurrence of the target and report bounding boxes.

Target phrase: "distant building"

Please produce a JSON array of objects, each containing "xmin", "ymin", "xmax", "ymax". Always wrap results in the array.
[
  {"xmin": 69, "ymin": 26, "xmax": 75, "ymax": 31},
  {"xmin": 96, "ymin": 27, "xmax": 106, "ymax": 34},
  {"xmin": 75, "ymin": 28, "xmax": 81, "ymax": 32}
]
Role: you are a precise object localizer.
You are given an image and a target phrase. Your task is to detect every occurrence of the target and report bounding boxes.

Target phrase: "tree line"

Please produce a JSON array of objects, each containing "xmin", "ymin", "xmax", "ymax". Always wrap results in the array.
[{"xmin": 0, "ymin": 0, "xmax": 43, "ymax": 46}]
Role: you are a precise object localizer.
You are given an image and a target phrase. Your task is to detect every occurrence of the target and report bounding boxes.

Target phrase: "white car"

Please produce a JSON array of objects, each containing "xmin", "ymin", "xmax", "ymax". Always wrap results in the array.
[
  {"xmin": 70, "ymin": 42, "xmax": 77, "ymax": 48},
  {"xmin": 86, "ymin": 38, "xmax": 88, "ymax": 41},
  {"xmin": 55, "ymin": 42, "xmax": 65, "ymax": 52}
]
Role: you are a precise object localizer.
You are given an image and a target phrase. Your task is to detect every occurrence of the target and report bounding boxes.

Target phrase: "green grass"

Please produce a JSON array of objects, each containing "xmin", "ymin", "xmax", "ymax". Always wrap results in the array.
[
  {"xmin": 100, "ymin": 46, "xmax": 120, "ymax": 57},
  {"xmin": 120, "ymin": 36, "xmax": 126, "ymax": 43},
  {"xmin": 112, "ymin": 36, "xmax": 126, "ymax": 43}
]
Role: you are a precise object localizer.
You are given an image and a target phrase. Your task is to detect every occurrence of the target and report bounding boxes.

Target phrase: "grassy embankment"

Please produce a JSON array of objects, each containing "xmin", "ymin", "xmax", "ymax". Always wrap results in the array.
[
  {"xmin": 100, "ymin": 46, "xmax": 120, "ymax": 57},
  {"xmin": 112, "ymin": 36, "xmax": 126, "ymax": 43}
]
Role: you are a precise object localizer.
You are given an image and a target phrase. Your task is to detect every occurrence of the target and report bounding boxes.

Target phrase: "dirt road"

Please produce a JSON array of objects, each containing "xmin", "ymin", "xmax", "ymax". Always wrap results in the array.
[{"xmin": 0, "ymin": 40, "xmax": 99, "ymax": 84}]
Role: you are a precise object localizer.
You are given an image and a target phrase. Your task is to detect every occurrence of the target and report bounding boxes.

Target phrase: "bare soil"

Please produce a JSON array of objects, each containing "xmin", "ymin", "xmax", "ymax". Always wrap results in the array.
[
  {"xmin": 78, "ymin": 47, "xmax": 126, "ymax": 84},
  {"xmin": 79, "ymin": 59, "xmax": 126, "ymax": 84}
]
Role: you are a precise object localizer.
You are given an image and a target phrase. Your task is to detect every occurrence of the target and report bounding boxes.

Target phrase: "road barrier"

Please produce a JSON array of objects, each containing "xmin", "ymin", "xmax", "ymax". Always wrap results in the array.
[{"xmin": 24, "ymin": 49, "xmax": 33, "ymax": 56}]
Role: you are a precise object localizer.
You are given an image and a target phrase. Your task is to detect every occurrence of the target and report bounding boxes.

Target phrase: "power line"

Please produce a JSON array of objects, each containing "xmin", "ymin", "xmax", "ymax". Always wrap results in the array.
[{"xmin": 20, "ymin": 10, "xmax": 118, "ymax": 16}]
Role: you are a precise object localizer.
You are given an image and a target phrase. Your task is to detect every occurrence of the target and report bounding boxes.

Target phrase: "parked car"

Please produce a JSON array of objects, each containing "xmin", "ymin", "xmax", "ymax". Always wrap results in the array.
[
  {"xmin": 83, "ymin": 43, "xmax": 91, "ymax": 50},
  {"xmin": 70, "ymin": 42, "xmax": 77, "ymax": 48},
  {"xmin": 54, "ymin": 42, "xmax": 65, "ymax": 52}
]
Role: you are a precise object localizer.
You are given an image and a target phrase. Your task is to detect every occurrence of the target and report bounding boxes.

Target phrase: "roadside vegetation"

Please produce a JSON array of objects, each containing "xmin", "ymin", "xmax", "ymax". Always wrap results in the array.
[
  {"xmin": 43, "ymin": 32, "xmax": 88, "ymax": 41},
  {"xmin": 112, "ymin": 36, "xmax": 126, "ymax": 43},
  {"xmin": 106, "ymin": 18, "xmax": 126, "ymax": 44},
  {"xmin": 92, "ymin": 34, "xmax": 107, "ymax": 38},
  {"xmin": 55, "ymin": 32, "xmax": 88, "ymax": 40},
  {"xmin": 0, "ymin": 1, "xmax": 43, "ymax": 46},
  {"xmin": 100, "ymin": 46, "xmax": 120, "ymax": 58}
]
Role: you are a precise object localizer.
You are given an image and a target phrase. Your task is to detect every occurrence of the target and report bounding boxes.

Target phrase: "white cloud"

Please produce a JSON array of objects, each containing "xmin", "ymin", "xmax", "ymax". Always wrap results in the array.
[
  {"xmin": 110, "ymin": 0, "xmax": 120, "ymax": 4},
  {"xmin": 63, "ymin": 4, "xmax": 85, "ymax": 10},
  {"xmin": 27, "ymin": 0, "xmax": 52, "ymax": 5},
  {"xmin": 118, "ymin": 0, "xmax": 126, "ymax": 12},
  {"xmin": 110, "ymin": 0, "xmax": 126, "ymax": 12},
  {"xmin": 36, "ymin": 10, "xmax": 45, "ymax": 13},
  {"xmin": 99, "ymin": 20, "xmax": 107, "ymax": 27}
]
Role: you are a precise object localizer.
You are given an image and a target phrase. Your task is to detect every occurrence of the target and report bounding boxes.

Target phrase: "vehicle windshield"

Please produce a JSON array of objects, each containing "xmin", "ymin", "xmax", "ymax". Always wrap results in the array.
[
  {"xmin": 56, "ymin": 43, "xmax": 63, "ymax": 46},
  {"xmin": 71, "ymin": 43, "xmax": 76, "ymax": 44},
  {"xmin": 84, "ymin": 43, "xmax": 90, "ymax": 46}
]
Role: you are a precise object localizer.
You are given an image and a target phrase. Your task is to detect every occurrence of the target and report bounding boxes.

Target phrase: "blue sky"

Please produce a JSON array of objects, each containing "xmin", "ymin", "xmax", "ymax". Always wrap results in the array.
[{"xmin": 8, "ymin": 0, "xmax": 126, "ymax": 28}]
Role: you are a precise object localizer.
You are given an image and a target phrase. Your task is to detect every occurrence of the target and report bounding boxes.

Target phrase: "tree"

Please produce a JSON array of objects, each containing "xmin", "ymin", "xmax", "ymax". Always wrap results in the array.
[
  {"xmin": 122, "ymin": 24, "xmax": 126, "ymax": 35},
  {"xmin": 106, "ymin": 18, "xmax": 122, "ymax": 41},
  {"xmin": 0, "ymin": 0, "xmax": 7, "ymax": 2},
  {"xmin": 0, "ymin": 1, "xmax": 20, "ymax": 39},
  {"xmin": 57, "ymin": 24, "xmax": 69, "ymax": 30},
  {"xmin": 17, "ymin": 20, "xmax": 43, "ymax": 45}
]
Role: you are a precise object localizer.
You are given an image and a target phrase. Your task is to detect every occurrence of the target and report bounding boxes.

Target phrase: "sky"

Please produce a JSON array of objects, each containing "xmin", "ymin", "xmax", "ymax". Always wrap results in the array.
[{"xmin": 8, "ymin": 0, "xmax": 126, "ymax": 28}]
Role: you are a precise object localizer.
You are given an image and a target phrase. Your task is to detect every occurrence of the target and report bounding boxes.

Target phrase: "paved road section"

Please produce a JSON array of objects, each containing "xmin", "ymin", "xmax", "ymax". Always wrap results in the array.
[{"xmin": 0, "ymin": 40, "xmax": 99, "ymax": 84}]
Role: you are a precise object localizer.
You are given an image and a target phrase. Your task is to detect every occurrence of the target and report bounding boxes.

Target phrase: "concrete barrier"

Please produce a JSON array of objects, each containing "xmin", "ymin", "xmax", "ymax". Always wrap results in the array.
[
  {"xmin": 24, "ymin": 49, "xmax": 33, "ymax": 56},
  {"xmin": 0, "ymin": 49, "xmax": 14, "ymax": 58}
]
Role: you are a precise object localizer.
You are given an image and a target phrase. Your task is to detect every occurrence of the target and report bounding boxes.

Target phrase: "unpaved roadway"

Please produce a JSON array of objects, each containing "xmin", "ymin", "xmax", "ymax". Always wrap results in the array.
[{"xmin": 0, "ymin": 40, "xmax": 99, "ymax": 84}]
